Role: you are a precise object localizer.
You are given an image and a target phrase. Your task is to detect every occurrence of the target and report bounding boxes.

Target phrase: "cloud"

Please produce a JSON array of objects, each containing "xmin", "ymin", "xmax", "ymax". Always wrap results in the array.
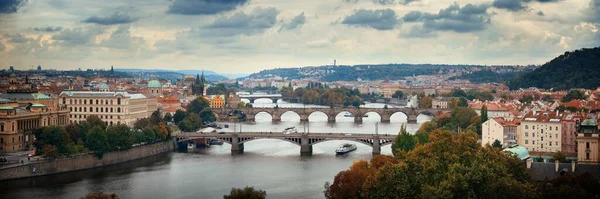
[
  {"xmin": 52, "ymin": 27, "xmax": 105, "ymax": 46},
  {"xmin": 82, "ymin": 13, "xmax": 137, "ymax": 25},
  {"xmin": 0, "ymin": 0, "xmax": 26, "ymax": 14},
  {"xmin": 167, "ymin": 0, "xmax": 249, "ymax": 15},
  {"xmin": 399, "ymin": 26, "xmax": 437, "ymax": 38},
  {"xmin": 101, "ymin": 25, "xmax": 145, "ymax": 49},
  {"xmin": 347, "ymin": 0, "xmax": 420, "ymax": 5},
  {"xmin": 200, "ymin": 7, "xmax": 279, "ymax": 37},
  {"xmin": 6, "ymin": 33, "xmax": 29, "ymax": 43},
  {"xmin": 0, "ymin": 43, "xmax": 5, "ymax": 51},
  {"xmin": 29, "ymin": 26, "xmax": 63, "ymax": 32},
  {"xmin": 341, "ymin": 9, "xmax": 400, "ymax": 30},
  {"xmin": 492, "ymin": 0, "xmax": 561, "ymax": 12},
  {"xmin": 279, "ymin": 12, "xmax": 306, "ymax": 31},
  {"xmin": 584, "ymin": 0, "xmax": 599, "ymax": 23},
  {"xmin": 536, "ymin": 11, "xmax": 545, "ymax": 16},
  {"xmin": 402, "ymin": 3, "xmax": 491, "ymax": 33}
]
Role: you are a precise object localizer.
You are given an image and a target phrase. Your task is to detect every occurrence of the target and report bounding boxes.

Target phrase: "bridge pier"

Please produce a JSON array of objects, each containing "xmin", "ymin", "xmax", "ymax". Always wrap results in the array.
[
  {"xmin": 246, "ymin": 114, "xmax": 255, "ymax": 122},
  {"xmin": 381, "ymin": 114, "xmax": 391, "ymax": 123},
  {"xmin": 272, "ymin": 114, "xmax": 281, "ymax": 122},
  {"xmin": 407, "ymin": 114, "xmax": 418, "ymax": 124},
  {"xmin": 231, "ymin": 134, "xmax": 244, "ymax": 154},
  {"xmin": 327, "ymin": 115, "xmax": 336, "ymax": 123},
  {"xmin": 248, "ymin": 98, "xmax": 255, "ymax": 104},
  {"xmin": 300, "ymin": 135, "xmax": 313, "ymax": 155},
  {"xmin": 354, "ymin": 115, "xmax": 363, "ymax": 123},
  {"xmin": 372, "ymin": 136, "xmax": 381, "ymax": 155},
  {"xmin": 300, "ymin": 114, "xmax": 309, "ymax": 122}
]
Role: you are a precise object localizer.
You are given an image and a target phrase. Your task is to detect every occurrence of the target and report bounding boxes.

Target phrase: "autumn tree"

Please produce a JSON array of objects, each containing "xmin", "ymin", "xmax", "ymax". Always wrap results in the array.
[
  {"xmin": 223, "ymin": 186, "xmax": 266, "ymax": 199},
  {"xmin": 42, "ymin": 145, "xmax": 59, "ymax": 159},
  {"xmin": 80, "ymin": 192, "xmax": 120, "ymax": 199},
  {"xmin": 361, "ymin": 129, "xmax": 538, "ymax": 199},
  {"xmin": 540, "ymin": 172, "xmax": 600, "ymax": 198},
  {"xmin": 418, "ymin": 96, "xmax": 432, "ymax": 109},
  {"xmin": 324, "ymin": 155, "xmax": 396, "ymax": 199}
]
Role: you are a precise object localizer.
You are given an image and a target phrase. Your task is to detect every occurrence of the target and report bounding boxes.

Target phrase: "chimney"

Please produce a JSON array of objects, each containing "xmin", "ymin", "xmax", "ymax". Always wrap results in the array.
[
  {"xmin": 572, "ymin": 161, "xmax": 576, "ymax": 172},
  {"xmin": 555, "ymin": 160, "xmax": 559, "ymax": 172},
  {"xmin": 526, "ymin": 158, "xmax": 532, "ymax": 169}
]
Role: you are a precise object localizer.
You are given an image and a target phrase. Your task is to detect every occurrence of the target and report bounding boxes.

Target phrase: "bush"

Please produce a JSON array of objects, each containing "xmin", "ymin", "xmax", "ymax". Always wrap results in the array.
[{"xmin": 223, "ymin": 186, "xmax": 266, "ymax": 199}]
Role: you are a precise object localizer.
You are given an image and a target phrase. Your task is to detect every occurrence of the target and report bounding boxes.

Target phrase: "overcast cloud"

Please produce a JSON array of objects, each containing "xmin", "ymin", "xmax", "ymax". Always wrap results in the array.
[{"xmin": 0, "ymin": 0, "xmax": 598, "ymax": 73}]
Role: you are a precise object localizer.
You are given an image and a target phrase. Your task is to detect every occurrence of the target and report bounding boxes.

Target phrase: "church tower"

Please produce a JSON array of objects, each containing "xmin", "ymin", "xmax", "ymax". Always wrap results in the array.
[{"xmin": 192, "ymin": 72, "xmax": 205, "ymax": 96}]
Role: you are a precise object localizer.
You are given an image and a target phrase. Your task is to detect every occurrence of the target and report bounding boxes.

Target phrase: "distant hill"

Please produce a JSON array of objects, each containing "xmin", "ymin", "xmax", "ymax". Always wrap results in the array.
[
  {"xmin": 247, "ymin": 64, "xmax": 530, "ymax": 81},
  {"xmin": 448, "ymin": 68, "xmax": 535, "ymax": 84},
  {"xmin": 115, "ymin": 68, "xmax": 228, "ymax": 81},
  {"xmin": 507, "ymin": 47, "xmax": 600, "ymax": 90}
]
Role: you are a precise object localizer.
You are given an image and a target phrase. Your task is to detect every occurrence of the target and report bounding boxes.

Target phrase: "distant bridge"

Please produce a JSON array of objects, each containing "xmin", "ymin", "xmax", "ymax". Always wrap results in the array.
[
  {"xmin": 176, "ymin": 132, "xmax": 396, "ymax": 155},
  {"xmin": 238, "ymin": 94, "xmax": 283, "ymax": 103},
  {"xmin": 213, "ymin": 107, "xmax": 448, "ymax": 123}
]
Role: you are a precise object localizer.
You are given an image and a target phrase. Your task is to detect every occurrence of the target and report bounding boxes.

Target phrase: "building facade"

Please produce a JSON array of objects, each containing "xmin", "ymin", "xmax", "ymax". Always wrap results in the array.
[
  {"xmin": 482, "ymin": 117, "xmax": 518, "ymax": 147},
  {"xmin": 518, "ymin": 111, "xmax": 563, "ymax": 153},
  {"xmin": 576, "ymin": 115, "xmax": 599, "ymax": 163},
  {"xmin": 59, "ymin": 91, "xmax": 157, "ymax": 126},
  {"xmin": 205, "ymin": 95, "xmax": 225, "ymax": 109},
  {"xmin": 432, "ymin": 97, "xmax": 454, "ymax": 109}
]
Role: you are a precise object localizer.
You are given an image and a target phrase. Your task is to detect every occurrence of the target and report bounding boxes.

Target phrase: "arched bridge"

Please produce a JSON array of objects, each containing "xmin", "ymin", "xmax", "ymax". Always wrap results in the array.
[
  {"xmin": 176, "ymin": 132, "xmax": 396, "ymax": 155},
  {"xmin": 238, "ymin": 94, "xmax": 282, "ymax": 103},
  {"xmin": 213, "ymin": 107, "xmax": 447, "ymax": 123}
]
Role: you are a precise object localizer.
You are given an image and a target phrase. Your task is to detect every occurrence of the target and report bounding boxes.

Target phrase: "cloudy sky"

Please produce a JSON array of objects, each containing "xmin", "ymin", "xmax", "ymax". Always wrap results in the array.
[{"xmin": 0, "ymin": 0, "xmax": 598, "ymax": 73}]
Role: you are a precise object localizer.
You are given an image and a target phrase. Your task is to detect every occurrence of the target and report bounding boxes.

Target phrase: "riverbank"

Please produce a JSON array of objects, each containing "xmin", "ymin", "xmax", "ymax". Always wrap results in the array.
[{"xmin": 0, "ymin": 141, "xmax": 174, "ymax": 181}]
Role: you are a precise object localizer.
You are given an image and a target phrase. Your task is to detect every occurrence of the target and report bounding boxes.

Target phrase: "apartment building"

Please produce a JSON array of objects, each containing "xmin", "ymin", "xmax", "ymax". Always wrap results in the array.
[{"xmin": 518, "ymin": 111, "xmax": 563, "ymax": 153}]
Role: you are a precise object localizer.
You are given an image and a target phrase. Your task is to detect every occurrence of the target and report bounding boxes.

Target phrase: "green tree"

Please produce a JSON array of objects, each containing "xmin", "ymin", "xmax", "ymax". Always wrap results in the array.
[
  {"xmin": 65, "ymin": 124, "xmax": 83, "ymax": 143},
  {"xmin": 150, "ymin": 110, "xmax": 163, "ymax": 124},
  {"xmin": 451, "ymin": 89, "xmax": 468, "ymax": 98},
  {"xmin": 188, "ymin": 97, "xmax": 211, "ymax": 114},
  {"xmin": 34, "ymin": 126, "xmax": 72, "ymax": 155},
  {"xmin": 392, "ymin": 90, "xmax": 405, "ymax": 99},
  {"xmin": 481, "ymin": 105, "xmax": 488, "ymax": 122},
  {"xmin": 106, "ymin": 124, "xmax": 135, "ymax": 150},
  {"xmin": 133, "ymin": 118, "xmax": 154, "ymax": 130},
  {"xmin": 178, "ymin": 113, "xmax": 202, "ymax": 132},
  {"xmin": 237, "ymin": 101, "xmax": 246, "ymax": 109},
  {"xmin": 164, "ymin": 112, "xmax": 173, "ymax": 122},
  {"xmin": 391, "ymin": 124, "xmax": 415, "ymax": 156},
  {"xmin": 207, "ymin": 83, "xmax": 227, "ymax": 95},
  {"xmin": 84, "ymin": 115, "xmax": 107, "ymax": 130},
  {"xmin": 562, "ymin": 89, "xmax": 586, "ymax": 102},
  {"xmin": 223, "ymin": 186, "xmax": 266, "ymax": 199},
  {"xmin": 540, "ymin": 172, "xmax": 600, "ymax": 198},
  {"xmin": 86, "ymin": 126, "xmax": 109, "ymax": 158},
  {"xmin": 199, "ymin": 108, "xmax": 216, "ymax": 122},
  {"xmin": 551, "ymin": 151, "xmax": 568, "ymax": 163},
  {"xmin": 492, "ymin": 139, "xmax": 502, "ymax": 148},
  {"xmin": 173, "ymin": 110, "xmax": 187, "ymax": 124}
]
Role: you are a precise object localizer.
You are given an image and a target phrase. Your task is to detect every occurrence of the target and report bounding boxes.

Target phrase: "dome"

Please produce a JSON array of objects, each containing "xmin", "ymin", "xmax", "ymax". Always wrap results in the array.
[
  {"xmin": 581, "ymin": 115, "xmax": 598, "ymax": 127},
  {"xmin": 98, "ymin": 83, "xmax": 110, "ymax": 90},
  {"xmin": 502, "ymin": 145, "xmax": 530, "ymax": 160},
  {"xmin": 147, "ymin": 80, "xmax": 162, "ymax": 88}
]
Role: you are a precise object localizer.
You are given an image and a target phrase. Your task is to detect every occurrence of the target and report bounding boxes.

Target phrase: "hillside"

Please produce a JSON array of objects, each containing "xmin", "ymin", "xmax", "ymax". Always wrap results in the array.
[
  {"xmin": 448, "ymin": 68, "xmax": 534, "ymax": 84},
  {"xmin": 247, "ymin": 64, "xmax": 528, "ymax": 81},
  {"xmin": 507, "ymin": 47, "xmax": 600, "ymax": 90}
]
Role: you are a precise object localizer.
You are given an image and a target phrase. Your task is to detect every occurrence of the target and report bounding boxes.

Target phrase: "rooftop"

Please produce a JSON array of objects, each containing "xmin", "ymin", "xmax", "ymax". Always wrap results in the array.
[{"xmin": 59, "ymin": 91, "xmax": 148, "ymax": 100}]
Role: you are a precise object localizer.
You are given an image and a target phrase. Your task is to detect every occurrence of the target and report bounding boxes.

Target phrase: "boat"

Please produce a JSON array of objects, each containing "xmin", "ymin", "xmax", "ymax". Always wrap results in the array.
[
  {"xmin": 187, "ymin": 142, "xmax": 196, "ymax": 149},
  {"xmin": 283, "ymin": 127, "xmax": 297, "ymax": 134},
  {"xmin": 335, "ymin": 143, "xmax": 357, "ymax": 155},
  {"xmin": 363, "ymin": 114, "xmax": 369, "ymax": 118},
  {"xmin": 209, "ymin": 138, "xmax": 223, "ymax": 145},
  {"xmin": 344, "ymin": 113, "xmax": 353, "ymax": 117}
]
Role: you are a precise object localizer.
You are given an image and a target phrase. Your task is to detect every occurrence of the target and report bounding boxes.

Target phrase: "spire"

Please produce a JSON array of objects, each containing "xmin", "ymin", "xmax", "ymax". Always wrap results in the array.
[
  {"xmin": 200, "ymin": 71, "xmax": 205, "ymax": 84},
  {"xmin": 196, "ymin": 73, "xmax": 201, "ymax": 84}
]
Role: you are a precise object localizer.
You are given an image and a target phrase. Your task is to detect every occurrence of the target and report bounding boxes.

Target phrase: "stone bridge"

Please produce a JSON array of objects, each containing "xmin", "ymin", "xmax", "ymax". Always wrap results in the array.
[
  {"xmin": 176, "ymin": 132, "xmax": 396, "ymax": 155},
  {"xmin": 238, "ymin": 94, "xmax": 282, "ymax": 103},
  {"xmin": 213, "ymin": 107, "xmax": 447, "ymax": 123}
]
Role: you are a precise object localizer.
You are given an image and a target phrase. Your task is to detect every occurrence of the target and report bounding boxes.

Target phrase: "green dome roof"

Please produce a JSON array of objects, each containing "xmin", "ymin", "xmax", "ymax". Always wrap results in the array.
[
  {"xmin": 147, "ymin": 80, "xmax": 162, "ymax": 88},
  {"xmin": 0, "ymin": 106, "xmax": 14, "ymax": 110},
  {"xmin": 503, "ymin": 145, "xmax": 530, "ymax": 160},
  {"xmin": 581, "ymin": 115, "xmax": 598, "ymax": 126},
  {"xmin": 32, "ymin": 104, "xmax": 45, "ymax": 107},
  {"xmin": 98, "ymin": 83, "xmax": 110, "ymax": 90}
]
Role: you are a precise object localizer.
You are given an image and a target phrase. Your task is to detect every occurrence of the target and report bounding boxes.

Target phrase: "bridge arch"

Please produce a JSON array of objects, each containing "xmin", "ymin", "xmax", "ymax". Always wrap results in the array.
[
  {"xmin": 307, "ymin": 111, "xmax": 329, "ymax": 122},
  {"xmin": 362, "ymin": 111, "xmax": 382, "ymax": 122},
  {"xmin": 253, "ymin": 111, "xmax": 275, "ymax": 122},
  {"xmin": 279, "ymin": 111, "xmax": 301, "ymax": 121},
  {"xmin": 389, "ymin": 112, "xmax": 408, "ymax": 122},
  {"xmin": 237, "ymin": 137, "xmax": 302, "ymax": 146}
]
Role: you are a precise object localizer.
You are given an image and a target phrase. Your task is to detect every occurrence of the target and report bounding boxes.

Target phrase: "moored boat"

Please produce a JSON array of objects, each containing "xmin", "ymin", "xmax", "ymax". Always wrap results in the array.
[{"xmin": 335, "ymin": 143, "xmax": 357, "ymax": 155}]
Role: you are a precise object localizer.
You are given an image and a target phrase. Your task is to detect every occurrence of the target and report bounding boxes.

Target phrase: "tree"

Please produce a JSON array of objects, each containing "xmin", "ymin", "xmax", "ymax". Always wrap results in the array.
[
  {"xmin": 562, "ymin": 89, "xmax": 586, "ymax": 102},
  {"xmin": 223, "ymin": 186, "xmax": 266, "ymax": 199},
  {"xmin": 237, "ymin": 101, "xmax": 246, "ymax": 109},
  {"xmin": 417, "ymin": 121, "xmax": 437, "ymax": 134},
  {"xmin": 65, "ymin": 124, "xmax": 83, "ymax": 143},
  {"xmin": 481, "ymin": 105, "xmax": 488, "ymax": 122},
  {"xmin": 173, "ymin": 110, "xmax": 187, "ymax": 124},
  {"xmin": 106, "ymin": 124, "xmax": 135, "ymax": 150},
  {"xmin": 80, "ymin": 192, "xmax": 120, "ymax": 199},
  {"xmin": 150, "ymin": 110, "xmax": 163, "ymax": 124},
  {"xmin": 392, "ymin": 90, "xmax": 405, "ymax": 99},
  {"xmin": 540, "ymin": 172, "xmax": 600, "ymax": 198},
  {"xmin": 206, "ymin": 83, "xmax": 227, "ymax": 95},
  {"xmin": 451, "ymin": 89, "xmax": 468, "ymax": 98},
  {"xmin": 42, "ymin": 145, "xmax": 59, "ymax": 159},
  {"xmin": 418, "ymin": 96, "xmax": 432, "ymax": 109},
  {"xmin": 391, "ymin": 124, "xmax": 415, "ymax": 156},
  {"xmin": 86, "ymin": 126, "xmax": 109, "ymax": 158},
  {"xmin": 520, "ymin": 95, "xmax": 535, "ymax": 104},
  {"xmin": 324, "ymin": 155, "xmax": 396, "ymax": 199},
  {"xmin": 133, "ymin": 118, "xmax": 154, "ymax": 130},
  {"xmin": 84, "ymin": 115, "xmax": 107, "ymax": 130},
  {"xmin": 359, "ymin": 129, "xmax": 538, "ymax": 199},
  {"xmin": 178, "ymin": 113, "xmax": 202, "ymax": 132},
  {"xmin": 164, "ymin": 112, "xmax": 173, "ymax": 122},
  {"xmin": 188, "ymin": 97, "xmax": 211, "ymax": 114},
  {"xmin": 551, "ymin": 151, "xmax": 567, "ymax": 163},
  {"xmin": 199, "ymin": 108, "xmax": 216, "ymax": 123},
  {"xmin": 492, "ymin": 139, "xmax": 502, "ymax": 148},
  {"xmin": 34, "ymin": 126, "xmax": 72, "ymax": 155}
]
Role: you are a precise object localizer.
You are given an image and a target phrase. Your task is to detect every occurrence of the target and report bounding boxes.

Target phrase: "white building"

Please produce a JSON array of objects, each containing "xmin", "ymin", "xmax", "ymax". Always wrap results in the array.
[
  {"xmin": 481, "ymin": 117, "xmax": 519, "ymax": 147},
  {"xmin": 517, "ymin": 111, "xmax": 563, "ymax": 153},
  {"xmin": 59, "ymin": 91, "xmax": 157, "ymax": 126},
  {"xmin": 405, "ymin": 95, "xmax": 419, "ymax": 108}
]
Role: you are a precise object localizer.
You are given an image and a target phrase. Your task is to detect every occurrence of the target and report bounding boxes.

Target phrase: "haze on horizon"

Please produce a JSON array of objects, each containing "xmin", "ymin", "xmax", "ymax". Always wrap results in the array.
[{"xmin": 0, "ymin": 0, "xmax": 598, "ymax": 74}]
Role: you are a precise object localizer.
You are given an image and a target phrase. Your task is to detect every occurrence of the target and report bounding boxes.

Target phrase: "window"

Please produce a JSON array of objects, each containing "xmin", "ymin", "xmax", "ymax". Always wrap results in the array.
[
  {"xmin": 525, "ymin": 125, "xmax": 528, "ymax": 129},
  {"xmin": 525, "ymin": 140, "xmax": 528, "ymax": 144},
  {"xmin": 63, "ymin": 97, "xmax": 66, "ymax": 104},
  {"xmin": 525, "ymin": 132, "xmax": 529, "ymax": 137},
  {"xmin": 70, "ymin": 107, "xmax": 73, "ymax": 112},
  {"xmin": 84, "ymin": 99, "xmax": 87, "ymax": 104},
  {"xmin": 96, "ymin": 99, "xmax": 99, "ymax": 104},
  {"xmin": 533, "ymin": 133, "xmax": 535, "ymax": 137},
  {"xmin": 586, "ymin": 142, "xmax": 590, "ymax": 149},
  {"xmin": 0, "ymin": 124, "xmax": 3, "ymax": 132},
  {"xmin": 96, "ymin": 107, "xmax": 99, "ymax": 112},
  {"xmin": 533, "ymin": 141, "xmax": 535, "ymax": 145},
  {"xmin": 90, "ymin": 107, "xmax": 93, "ymax": 112},
  {"xmin": 587, "ymin": 153, "xmax": 590, "ymax": 160},
  {"xmin": 117, "ymin": 107, "xmax": 121, "ymax": 113},
  {"xmin": 117, "ymin": 98, "xmax": 121, "ymax": 105},
  {"xmin": 556, "ymin": 134, "xmax": 558, "ymax": 138},
  {"xmin": 533, "ymin": 126, "xmax": 535, "ymax": 130},
  {"xmin": 541, "ymin": 129, "xmax": 544, "ymax": 134},
  {"xmin": 84, "ymin": 107, "xmax": 87, "ymax": 112},
  {"xmin": 549, "ymin": 142, "xmax": 552, "ymax": 146},
  {"xmin": 555, "ymin": 142, "xmax": 558, "ymax": 146},
  {"xmin": 90, "ymin": 99, "xmax": 93, "ymax": 105},
  {"xmin": 111, "ymin": 107, "xmax": 113, "ymax": 112},
  {"xmin": 70, "ymin": 99, "xmax": 73, "ymax": 104},
  {"xmin": 541, "ymin": 144, "xmax": 544, "ymax": 148},
  {"xmin": 555, "ymin": 127, "xmax": 558, "ymax": 131}
]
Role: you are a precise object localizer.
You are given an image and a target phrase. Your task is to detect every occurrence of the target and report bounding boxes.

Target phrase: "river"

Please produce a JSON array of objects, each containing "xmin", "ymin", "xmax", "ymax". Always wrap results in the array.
[{"xmin": 0, "ymin": 101, "xmax": 432, "ymax": 199}]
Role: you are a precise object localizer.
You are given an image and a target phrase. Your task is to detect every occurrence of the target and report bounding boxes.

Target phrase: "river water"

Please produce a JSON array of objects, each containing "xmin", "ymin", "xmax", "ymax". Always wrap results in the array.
[{"xmin": 0, "ymin": 101, "xmax": 432, "ymax": 199}]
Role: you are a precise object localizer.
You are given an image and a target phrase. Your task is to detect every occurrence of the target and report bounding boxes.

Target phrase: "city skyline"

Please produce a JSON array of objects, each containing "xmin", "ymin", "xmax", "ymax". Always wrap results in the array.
[{"xmin": 0, "ymin": 0, "xmax": 598, "ymax": 73}]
